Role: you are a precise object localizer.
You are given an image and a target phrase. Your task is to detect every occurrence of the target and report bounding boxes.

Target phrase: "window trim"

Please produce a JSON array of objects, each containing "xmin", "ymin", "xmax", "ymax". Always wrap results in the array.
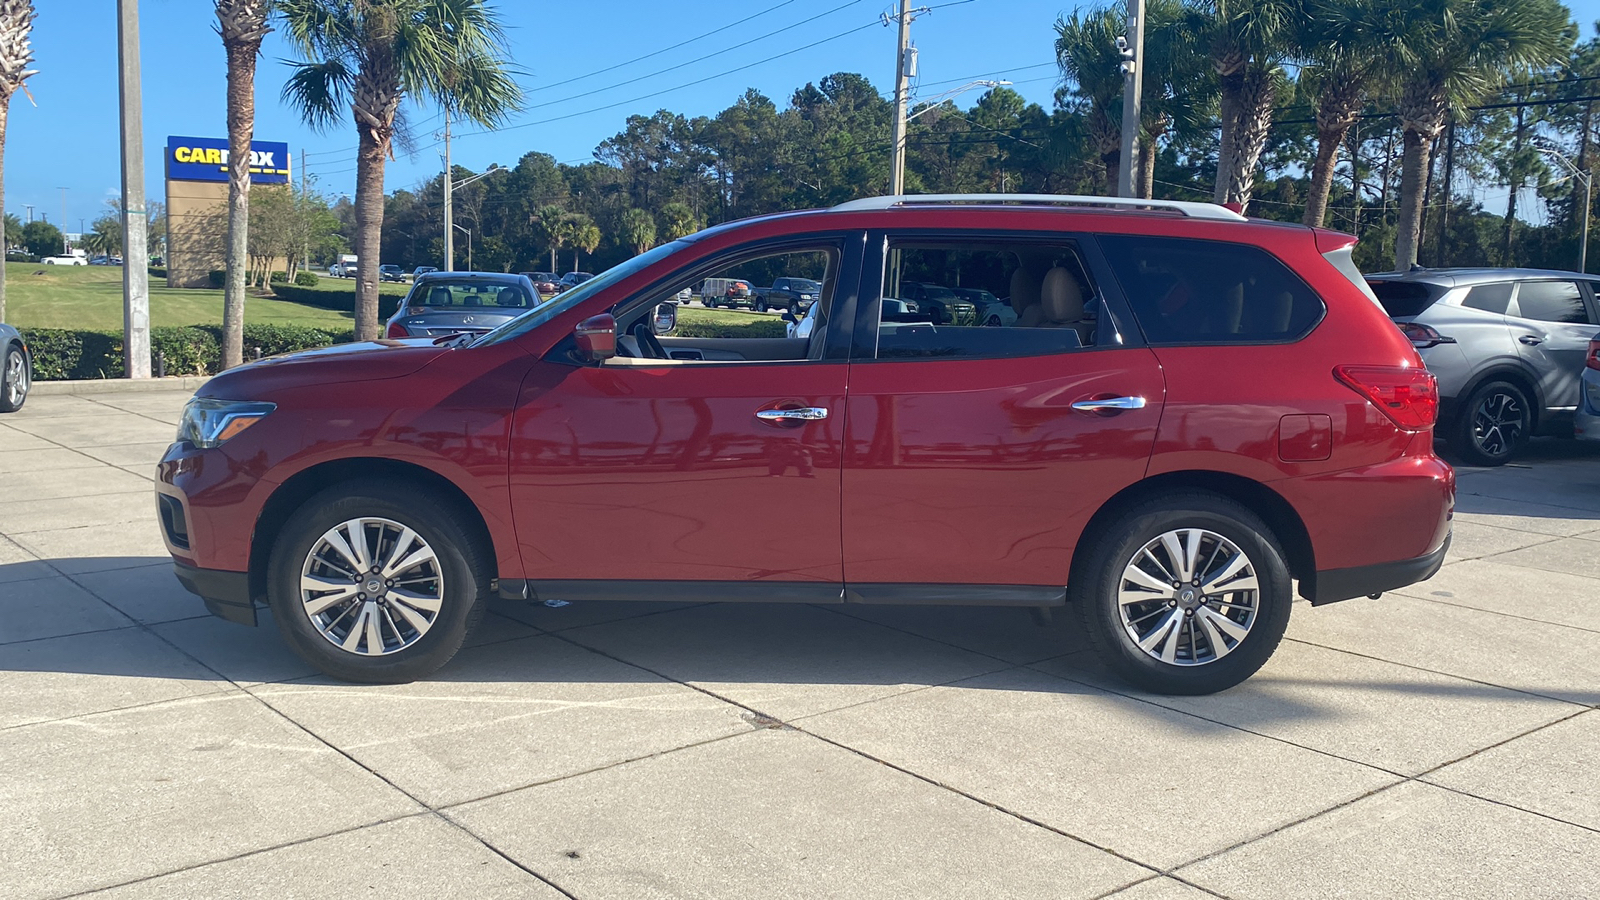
[
  {"xmin": 1091, "ymin": 233, "xmax": 1329, "ymax": 348},
  {"xmin": 851, "ymin": 229, "xmax": 1138, "ymax": 363},
  {"xmin": 1506, "ymin": 278, "xmax": 1596, "ymax": 326}
]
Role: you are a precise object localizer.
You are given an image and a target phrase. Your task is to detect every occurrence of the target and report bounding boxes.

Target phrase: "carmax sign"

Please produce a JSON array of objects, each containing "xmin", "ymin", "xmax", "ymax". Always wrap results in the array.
[{"xmin": 166, "ymin": 135, "xmax": 291, "ymax": 184}]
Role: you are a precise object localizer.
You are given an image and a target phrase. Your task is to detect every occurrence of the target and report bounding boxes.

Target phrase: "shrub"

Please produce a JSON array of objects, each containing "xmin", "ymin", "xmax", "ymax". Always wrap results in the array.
[
  {"xmin": 270, "ymin": 281, "xmax": 407, "ymax": 320},
  {"xmin": 147, "ymin": 267, "xmax": 167, "ymax": 279},
  {"xmin": 269, "ymin": 271, "xmax": 288, "ymax": 284},
  {"xmin": 19, "ymin": 324, "xmax": 353, "ymax": 381},
  {"xmin": 208, "ymin": 270, "xmax": 225, "ymax": 288},
  {"xmin": 673, "ymin": 318, "xmax": 786, "ymax": 340},
  {"xmin": 293, "ymin": 271, "xmax": 319, "ymax": 286}
]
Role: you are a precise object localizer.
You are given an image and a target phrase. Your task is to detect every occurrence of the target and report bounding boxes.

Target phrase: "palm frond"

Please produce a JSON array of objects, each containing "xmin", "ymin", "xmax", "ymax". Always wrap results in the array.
[{"xmin": 280, "ymin": 58, "xmax": 353, "ymax": 132}]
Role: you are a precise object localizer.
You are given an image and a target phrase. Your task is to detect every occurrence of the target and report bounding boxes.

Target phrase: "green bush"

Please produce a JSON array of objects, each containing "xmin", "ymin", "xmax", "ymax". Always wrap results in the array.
[
  {"xmin": 147, "ymin": 267, "xmax": 167, "ymax": 279},
  {"xmin": 270, "ymin": 281, "xmax": 407, "ymax": 320},
  {"xmin": 293, "ymin": 271, "xmax": 319, "ymax": 286},
  {"xmin": 18, "ymin": 324, "xmax": 354, "ymax": 381},
  {"xmin": 208, "ymin": 270, "xmax": 225, "ymax": 288},
  {"xmin": 672, "ymin": 318, "xmax": 786, "ymax": 340},
  {"xmin": 269, "ymin": 271, "xmax": 288, "ymax": 284}
]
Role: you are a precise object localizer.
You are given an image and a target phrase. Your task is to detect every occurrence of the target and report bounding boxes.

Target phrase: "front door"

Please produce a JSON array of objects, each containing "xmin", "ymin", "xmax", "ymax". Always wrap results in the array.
[
  {"xmin": 841, "ymin": 233, "xmax": 1165, "ymax": 595},
  {"xmin": 1507, "ymin": 279, "xmax": 1600, "ymax": 410}
]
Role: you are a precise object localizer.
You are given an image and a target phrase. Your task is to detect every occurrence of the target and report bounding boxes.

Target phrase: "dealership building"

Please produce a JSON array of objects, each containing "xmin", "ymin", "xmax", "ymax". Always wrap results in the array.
[{"xmin": 164, "ymin": 135, "xmax": 291, "ymax": 288}]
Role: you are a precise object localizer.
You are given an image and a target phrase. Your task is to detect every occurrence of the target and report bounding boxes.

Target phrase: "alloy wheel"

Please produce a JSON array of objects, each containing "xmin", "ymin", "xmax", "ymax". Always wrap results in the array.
[
  {"xmin": 1471, "ymin": 391, "xmax": 1524, "ymax": 458},
  {"xmin": 5, "ymin": 351, "xmax": 26, "ymax": 406},
  {"xmin": 1117, "ymin": 528, "xmax": 1259, "ymax": 666},
  {"xmin": 299, "ymin": 517, "xmax": 444, "ymax": 656}
]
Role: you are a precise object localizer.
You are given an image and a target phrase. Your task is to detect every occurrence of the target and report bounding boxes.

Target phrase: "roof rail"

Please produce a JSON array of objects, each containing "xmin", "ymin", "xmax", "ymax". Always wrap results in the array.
[{"xmin": 829, "ymin": 193, "xmax": 1247, "ymax": 222}]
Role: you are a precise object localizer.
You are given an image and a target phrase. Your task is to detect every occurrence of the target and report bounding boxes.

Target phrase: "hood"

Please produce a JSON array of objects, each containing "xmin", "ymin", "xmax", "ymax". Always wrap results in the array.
[{"xmin": 199, "ymin": 339, "xmax": 452, "ymax": 398}]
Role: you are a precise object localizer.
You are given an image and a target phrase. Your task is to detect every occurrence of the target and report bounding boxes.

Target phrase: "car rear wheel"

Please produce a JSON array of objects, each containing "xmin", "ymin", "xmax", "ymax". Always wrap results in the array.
[
  {"xmin": 1073, "ymin": 492, "xmax": 1291, "ymax": 695},
  {"xmin": 1450, "ymin": 380, "xmax": 1530, "ymax": 467},
  {"xmin": 0, "ymin": 345, "xmax": 29, "ymax": 413},
  {"xmin": 266, "ymin": 481, "xmax": 489, "ymax": 683}
]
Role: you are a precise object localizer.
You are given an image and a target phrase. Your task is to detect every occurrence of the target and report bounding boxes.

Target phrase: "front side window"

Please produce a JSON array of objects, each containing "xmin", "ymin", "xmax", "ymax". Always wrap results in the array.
[
  {"xmin": 872, "ymin": 240, "xmax": 1101, "ymax": 360},
  {"xmin": 1099, "ymin": 235, "xmax": 1324, "ymax": 344},
  {"xmin": 1512, "ymin": 281, "xmax": 1592, "ymax": 324}
]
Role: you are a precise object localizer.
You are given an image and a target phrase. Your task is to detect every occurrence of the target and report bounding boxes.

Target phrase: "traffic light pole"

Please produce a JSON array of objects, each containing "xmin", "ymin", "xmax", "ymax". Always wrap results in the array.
[{"xmin": 1116, "ymin": 0, "xmax": 1146, "ymax": 199}]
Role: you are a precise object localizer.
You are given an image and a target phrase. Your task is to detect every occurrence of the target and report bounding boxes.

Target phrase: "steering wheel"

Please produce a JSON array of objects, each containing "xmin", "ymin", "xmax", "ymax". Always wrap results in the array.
[{"xmin": 630, "ymin": 321, "xmax": 667, "ymax": 359}]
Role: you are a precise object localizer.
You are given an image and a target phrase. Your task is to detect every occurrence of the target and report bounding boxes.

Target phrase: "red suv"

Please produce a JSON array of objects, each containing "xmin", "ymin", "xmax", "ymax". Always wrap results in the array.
[{"xmin": 157, "ymin": 195, "xmax": 1453, "ymax": 695}]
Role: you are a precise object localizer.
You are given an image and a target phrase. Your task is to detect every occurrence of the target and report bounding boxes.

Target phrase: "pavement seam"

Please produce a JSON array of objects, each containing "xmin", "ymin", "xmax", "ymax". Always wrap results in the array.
[
  {"xmin": 4, "ymin": 411, "xmax": 167, "ymax": 482},
  {"xmin": 1283, "ymin": 636, "xmax": 1600, "ymax": 708},
  {"xmin": 2, "ymin": 680, "xmax": 239, "ymax": 733},
  {"xmin": 1386, "ymin": 585, "xmax": 1600, "ymax": 636}
]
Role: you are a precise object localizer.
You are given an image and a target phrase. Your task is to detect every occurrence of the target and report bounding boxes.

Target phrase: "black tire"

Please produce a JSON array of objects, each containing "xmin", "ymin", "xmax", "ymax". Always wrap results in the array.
[
  {"xmin": 1072, "ymin": 492, "xmax": 1292, "ymax": 695},
  {"xmin": 266, "ymin": 480, "xmax": 490, "ymax": 683},
  {"xmin": 0, "ymin": 344, "xmax": 29, "ymax": 413},
  {"xmin": 755, "ymin": 299, "xmax": 768, "ymax": 313},
  {"xmin": 1449, "ymin": 380, "xmax": 1530, "ymax": 467}
]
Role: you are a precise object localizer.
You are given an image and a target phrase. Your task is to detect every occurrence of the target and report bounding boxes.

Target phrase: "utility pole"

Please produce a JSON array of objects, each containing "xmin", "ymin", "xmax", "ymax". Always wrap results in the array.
[
  {"xmin": 23, "ymin": 204, "xmax": 31, "ymax": 223},
  {"xmin": 886, "ymin": 1, "xmax": 925, "ymax": 196},
  {"xmin": 300, "ymin": 147, "xmax": 308, "ymax": 275},
  {"xmin": 1116, "ymin": 0, "xmax": 1146, "ymax": 199},
  {"xmin": 57, "ymin": 187, "xmax": 68, "ymax": 251},
  {"xmin": 117, "ymin": 0, "xmax": 150, "ymax": 378},
  {"xmin": 443, "ymin": 109, "xmax": 453, "ymax": 271}
]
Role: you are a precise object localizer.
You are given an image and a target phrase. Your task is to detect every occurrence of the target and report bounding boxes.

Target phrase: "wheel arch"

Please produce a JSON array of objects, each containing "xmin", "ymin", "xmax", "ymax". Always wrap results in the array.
[
  {"xmin": 1075, "ymin": 470, "xmax": 1315, "ymax": 591},
  {"xmin": 249, "ymin": 457, "xmax": 499, "ymax": 606},
  {"xmin": 1453, "ymin": 364, "xmax": 1544, "ymax": 431}
]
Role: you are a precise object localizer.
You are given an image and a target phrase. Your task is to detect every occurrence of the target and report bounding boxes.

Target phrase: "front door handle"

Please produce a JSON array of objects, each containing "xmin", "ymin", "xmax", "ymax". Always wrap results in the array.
[
  {"xmin": 756, "ymin": 407, "xmax": 830, "ymax": 423},
  {"xmin": 1519, "ymin": 335, "xmax": 1545, "ymax": 345},
  {"xmin": 1071, "ymin": 396, "xmax": 1148, "ymax": 413}
]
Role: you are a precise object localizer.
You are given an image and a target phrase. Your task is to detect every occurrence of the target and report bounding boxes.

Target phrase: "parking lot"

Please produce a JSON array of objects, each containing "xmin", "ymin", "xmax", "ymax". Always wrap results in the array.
[{"xmin": 3, "ymin": 385, "xmax": 1598, "ymax": 899}]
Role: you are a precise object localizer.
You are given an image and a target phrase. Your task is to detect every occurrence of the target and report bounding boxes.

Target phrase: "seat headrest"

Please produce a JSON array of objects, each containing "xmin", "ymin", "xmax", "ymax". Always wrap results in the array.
[
  {"xmin": 463, "ymin": 293, "xmax": 481, "ymax": 306},
  {"xmin": 496, "ymin": 287, "xmax": 521, "ymax": 307},
  {"xmin": 1041, "ymin": 267, "xmax": 1084, "ymax": 323},
  {"xmin": 428, "ymin": 287, "xmax": 452, "ymax": 306},
  {"xmin": 1010, "ymin": 267, "xmax": 1041, "ymax": 314}
]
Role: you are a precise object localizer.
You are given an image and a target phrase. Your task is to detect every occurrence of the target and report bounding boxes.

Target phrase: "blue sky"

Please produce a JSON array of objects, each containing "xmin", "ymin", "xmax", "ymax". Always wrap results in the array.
[{"xmin": 8, "ymin": 0, "xmax": 1600, "ymax": 233}]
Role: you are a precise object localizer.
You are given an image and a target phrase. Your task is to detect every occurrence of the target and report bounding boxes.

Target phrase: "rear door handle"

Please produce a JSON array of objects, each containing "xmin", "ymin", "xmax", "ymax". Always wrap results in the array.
[
  {"xmin": 756, "ymin": 407, "xmax": 829, "ymax": 423},
  {"xmin": 1071, "ymin": 396, "xmax": 1148, "ymax": 413},
  {"xmin": 1519, "ymin": 335, "xmax": 1545, "ymax": 345}
]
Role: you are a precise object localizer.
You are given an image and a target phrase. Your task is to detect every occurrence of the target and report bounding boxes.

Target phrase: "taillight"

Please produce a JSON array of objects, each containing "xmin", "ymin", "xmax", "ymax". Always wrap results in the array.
[
  {"xmin": 1396, "ymin": 322, "xmax": 1457, "ymax": 349},
  {"xmin": 386, "ymin": 322, "xmax": 409, "ymax": 338},
  {"xmin": 1587, "ymin": 338, "xmax": 1600, "ymax": 371},
  {"xmin": 1335, "ymin": 365, "xmax": 1439, "ymax": 430}
]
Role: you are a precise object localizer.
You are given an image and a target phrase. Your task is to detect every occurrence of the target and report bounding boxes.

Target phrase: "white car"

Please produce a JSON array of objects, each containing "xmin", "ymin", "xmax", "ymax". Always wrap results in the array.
[{"xmin": 43, "ymin": 254, "xmax": 88, "ymax": 266}]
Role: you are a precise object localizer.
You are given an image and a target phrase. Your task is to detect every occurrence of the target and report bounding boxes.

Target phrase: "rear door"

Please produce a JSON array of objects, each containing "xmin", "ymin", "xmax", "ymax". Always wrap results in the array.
[
  {"xmin": 840, "ymin": 231, "xmax": 1164, "ymax": 597},
  {"xmin": 1507, "ymin": 279, "xmax": 1600, "ymax": 410}
]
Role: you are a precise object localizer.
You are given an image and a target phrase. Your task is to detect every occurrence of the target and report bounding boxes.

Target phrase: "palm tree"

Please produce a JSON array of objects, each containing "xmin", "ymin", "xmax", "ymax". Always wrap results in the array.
[
  {"xmin": 1387, "ymin": 0, "xmax": 1570, "ymax": 269},
  {"xmin": 530, "ymin": 204, "xmax": 564, "ymax": 271},
  {"xmin": 1056, "ymin": 6, "xmax": 1127, "ymax": 194},
  {"xmin": 561, "ymin": 213, "xmax": 599, "ymax": 272},
  {"xmin": 0, "ymin": 0, "xmax": 37, "ymax": 325},
  {"xmin": 277, "ymin": 0, "xmax": 521, "ymax": 340},
  {"xmin": 1134, "ymin": 0, "xmax": 1208, "ymax": 199},
  {"xmin": 1297, "ymin": 0, "xmax": 1390, "ymax": 227},
  {"xmin": 1199, "ymin": 0, "xmax": 1298, "ymax": 212},
  {"xmin": 217, "ymin": 0, "xmax": 272, "ymax": 369},
  {"xmin": 656, "ymin": 201, "xmax": 699, "ymax": 241},
  {"xmin": 619, "ymin": 208, "xmax": 655, "ymax": 256}
]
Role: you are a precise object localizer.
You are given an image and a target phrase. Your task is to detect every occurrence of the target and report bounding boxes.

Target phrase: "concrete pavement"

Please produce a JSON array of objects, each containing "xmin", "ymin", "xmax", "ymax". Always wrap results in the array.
[{"xmin": 2, "ymin": 388, "xmax": 1598, "ymax": 899}]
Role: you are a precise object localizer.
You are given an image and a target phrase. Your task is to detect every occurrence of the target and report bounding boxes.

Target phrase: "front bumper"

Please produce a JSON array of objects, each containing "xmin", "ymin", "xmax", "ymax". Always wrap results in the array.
[
  {"xmin": 1303, "ymin": 532, "xmax": 1451, "ymax": 606},
  {"xmin": 173, "ymin": 561, "xmax": 258, "ymax": 626}
]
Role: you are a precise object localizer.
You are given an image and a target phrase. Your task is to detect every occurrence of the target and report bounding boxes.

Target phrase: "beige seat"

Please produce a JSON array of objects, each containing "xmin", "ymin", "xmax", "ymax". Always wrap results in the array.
[
  {"xmin": 1038, "ymin": 266, "xmax": 1093, "ymax": 343},
  {"xmin": 1010, "ymin": 265, "xmax": 1044, "ymax": 326}
]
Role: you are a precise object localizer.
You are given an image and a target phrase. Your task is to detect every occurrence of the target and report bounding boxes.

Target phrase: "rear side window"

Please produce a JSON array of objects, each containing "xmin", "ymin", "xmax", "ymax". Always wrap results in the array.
[
  {"xmin": 1461, "ymin": 283, "xmax": 1513, "ymax": 315},
  {"xmin": 1098, "ymin": 236, "xmax": 1323, "ymax": 343},
  {"xmin": 1512, "ymin": 281, "xmax": 1592, "ymax": 324},
  {"xmin": 1368, "ymin": 282, "xmax": 1436, "ymax": 318}
]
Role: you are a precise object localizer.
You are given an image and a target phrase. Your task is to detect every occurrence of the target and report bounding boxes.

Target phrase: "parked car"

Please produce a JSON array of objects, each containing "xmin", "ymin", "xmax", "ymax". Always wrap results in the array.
[
  {"xmin": 956, "ymin": 287, "xmax": 1016, "ymax": 327},
  {"xmin": 0, "ymin": 323, "xmax": 31, "ymax": 413},
  {"xmin": 159, "ymin": 193, "xmax": 1453, "ymax": 696},
  {"xmin": 897, "ymin": 281, "xmax": 977, "ymax": 324},
  {"xmin": 1366, "ymin": 267, "xmax": 1600, "ymax": 466},
  {"xmin": 521, "ymin": 272, "xmax": 561, "ymax": 294},
  {"xmin": 699, "ymin": 276, "xmax": 755, "ymax": 309},
  {"xmin": 382, "ymin": 272, "xmax": 540, "ymax": 339},
  {"xmin": 379, "ymin": 265, "xmax": 406, "ymax": 283},
  {"xmin": 1575, "ymin": 337, "xmax": 1600, "ymax": 442},
  {"xmin": 42, "ymin": 254, "xmax": 87, "ymax": 266},
  {"xmin": 755, "ymin": 277, "xmax": 823, "ymax": 312},
  {"xmin": 411, "ymin": 266, "xmax": 439, "ymax": 279},
  {"xmin": 329, "ymin": 255, "xmax": 358, "ymax": 278},
  {"xmin": 559, "ymin": 272, "xmax": 594, "ymax": 291}
]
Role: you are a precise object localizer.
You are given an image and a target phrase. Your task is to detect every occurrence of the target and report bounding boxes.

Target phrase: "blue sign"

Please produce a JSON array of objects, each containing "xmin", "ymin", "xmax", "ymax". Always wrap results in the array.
[{"xmin": 166, "ymin": 136, "xmax": 291, "ymax": 184}]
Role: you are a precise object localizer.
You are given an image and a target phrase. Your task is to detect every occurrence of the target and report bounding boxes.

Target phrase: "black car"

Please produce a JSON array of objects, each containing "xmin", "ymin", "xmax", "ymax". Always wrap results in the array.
[
  {"xmin": 1, "ymin": 323, "xmax": 31, "ymax": 413},
  {"xmin": 379, "ymin": 265, "xmax": 406, "ymax": 283},
  {"xmin": 384, "ymin": 272, "xmax": 542, "ymax": 339}
]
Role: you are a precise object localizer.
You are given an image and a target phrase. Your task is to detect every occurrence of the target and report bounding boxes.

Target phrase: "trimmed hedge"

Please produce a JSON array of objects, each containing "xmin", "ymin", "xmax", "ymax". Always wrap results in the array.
[
  {"xmin": 21, "ymin": 324, "xmax": 354, "ymax": 381},
  {"xmin": 673, "ymin": 318, "xmax": 786, "ymax": 340},
  {"xmin": 269, "ymin": 271, "xmax": 288, "ymax": 284},
  {"xmin": 148, "ymin": 267, "xmax": 167, "ymax": 278},
  {"xmin": 293, "ymin": 271, "xmax": 318, "ymax": 286},
  {"xmin": 209, "ymin": 270, "xmax": 225, "ymax": 288},
  {"xmin": 269, "ymin": 281, "xmax": 409, "ymax": 320}
]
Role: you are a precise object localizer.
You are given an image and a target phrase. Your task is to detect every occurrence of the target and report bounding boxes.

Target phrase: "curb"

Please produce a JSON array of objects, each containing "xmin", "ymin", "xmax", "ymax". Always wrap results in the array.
[{"xmin": 33, "ymin": 376, "xmax": 211, "ymax": 396}]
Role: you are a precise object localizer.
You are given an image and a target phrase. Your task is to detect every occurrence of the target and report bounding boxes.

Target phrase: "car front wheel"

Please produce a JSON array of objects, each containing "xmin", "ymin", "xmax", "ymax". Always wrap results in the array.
[
  {"xmin": 266, "ymin": 481, "xmax": 490, "ymax": 683},
  {"xmin": 0, "ymin": 345, "xmax": 29, "ymax": 413},
  {"xmin": 1073, "ymin": 492, "xmax": 1291, "ymax": 695}
]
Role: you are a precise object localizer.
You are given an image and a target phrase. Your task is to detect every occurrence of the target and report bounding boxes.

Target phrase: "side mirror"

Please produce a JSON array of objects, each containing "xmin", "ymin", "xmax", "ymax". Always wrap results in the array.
[
  {"xmin": 652, "ymin": 302, "xmax": 678, "ymax": 335},
  {"xmin": 574, "ymin": 313, "xmax": 617, "ymax": 363}
]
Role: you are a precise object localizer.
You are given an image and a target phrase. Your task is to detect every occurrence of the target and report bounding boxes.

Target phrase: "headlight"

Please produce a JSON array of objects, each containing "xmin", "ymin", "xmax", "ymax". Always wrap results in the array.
[{"xmin": 177, "ymin": 398, "xmax": 276, "ymax": 448}]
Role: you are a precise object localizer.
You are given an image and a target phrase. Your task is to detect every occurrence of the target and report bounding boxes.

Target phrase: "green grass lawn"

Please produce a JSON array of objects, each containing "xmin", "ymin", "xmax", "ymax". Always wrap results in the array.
[{"xmin": 3, "ymin": 263, "xmax": 357, "ymax": 331}]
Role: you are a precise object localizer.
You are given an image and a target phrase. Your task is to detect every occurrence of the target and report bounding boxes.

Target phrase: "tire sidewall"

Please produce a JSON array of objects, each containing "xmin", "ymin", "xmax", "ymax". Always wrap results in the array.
[
  {"xmin": 0, "ymin": 347, "xmax": 26, "ymax": 413},
  {"xmin": 1453, "ymin": 380, "xmax": 1530, "ymax": 467},
  {"xmin": 266, "ymin": 486, "xmax": 484, "ymax": 683},
  {"xmin": 1078, "ymin": 499, "xmax": 1292, "ymax": 695}
]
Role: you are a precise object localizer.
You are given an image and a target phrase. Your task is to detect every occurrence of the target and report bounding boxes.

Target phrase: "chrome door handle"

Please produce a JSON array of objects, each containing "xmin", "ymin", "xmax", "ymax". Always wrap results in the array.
[
  {"xmin": 1519, "ymin": 335, "xmax": 1545, "ymax": 345},
  {"xmin": 756, "ymin": 407, "xmax": 830, "ymax": 422},
  {"xmin": 1071, "ymin": 396, "xmax": 1148, "ymax": 412}
]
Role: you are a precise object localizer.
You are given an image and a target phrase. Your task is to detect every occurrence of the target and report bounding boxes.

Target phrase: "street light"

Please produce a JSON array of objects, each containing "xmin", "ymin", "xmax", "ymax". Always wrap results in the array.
[
  {"xmin": 444, "ymin": 163, "xmax": 502, "ymax": 272},
  {"xmin": 891, "ymin": 79, "xmax": 1010, "ymax": 194},
  {"xmin": 1538, "ymin": 145, "xmax": 1591, "ymax": 273},
  {"xmin": 452, "ymin": 222, "xmax": 473, "ymax": 272}
]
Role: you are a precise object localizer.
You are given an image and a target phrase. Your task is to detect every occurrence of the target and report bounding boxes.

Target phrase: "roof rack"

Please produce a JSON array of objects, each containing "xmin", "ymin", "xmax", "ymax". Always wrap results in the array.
[{"xmin": 829, "ymin": 193, "xmax": 1246, "ymax": 222}]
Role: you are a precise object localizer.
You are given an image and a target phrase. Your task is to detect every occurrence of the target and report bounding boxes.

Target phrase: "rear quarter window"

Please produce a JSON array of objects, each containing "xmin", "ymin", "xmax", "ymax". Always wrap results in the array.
[
  {"xmin": 1367, "ymin": 281, "xmax": 1438, "ymax": 318},
  {"xmin": 1098, "ymin": 235, "xmax": 1324, "ymax": 344}
]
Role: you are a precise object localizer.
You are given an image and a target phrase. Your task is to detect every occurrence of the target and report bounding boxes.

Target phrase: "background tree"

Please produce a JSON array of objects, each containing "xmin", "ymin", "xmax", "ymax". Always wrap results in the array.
[
  {"xmin": 530, "ymin": 204, "xmax": 565, "ymax": 271},
  {"xmin": 1387, "ymin": 0, "xmax": 1570, "ymax": 269},
  {"xmin": 19, "ymin": 219, "xmax": 60, "ymax": 258},
  {"xmin": 656, "ymin": 201, "xmax": 699, "ymax": 242},
  {"xmin": 4, "ymin": 211, "xmax": 20, "ymax": 250},
  {"xmin": 1202, "ymin": 0, "xmax": 1298, "ymax": 211},
  {"xmin": 1055, "ymin": 6, "xmax": 1127, "ymax": 193},
  {"xmin": 1299, "ymin": 0, "xmax": 1387, "ymax": 226},
  {"xmin": 82, "ymin": 209, "xmax": 123, "ymax": 258},
  {"xmin": 277, "ymin": 0, "xmax": 521, "ymax": 340},
  {"xmin": 217, "ymin": 0, "xmax": 272, "ymax": 369},
  {"xmin": 619, "ymin": 208, "xmax": 655, "ymax": 255},
  {"xmin": 0, "ymin": 0, "xmax": 37, "ymax": 323},
  {"xmin": 559, "ymin": 212, "xmax": 600, "ymax": 271}
]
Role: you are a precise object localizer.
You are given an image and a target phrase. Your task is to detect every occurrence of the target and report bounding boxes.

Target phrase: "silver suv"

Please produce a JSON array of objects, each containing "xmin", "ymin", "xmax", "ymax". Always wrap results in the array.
[{"xmin": 1368, "ymin": 267, "xmax": 1600, "ymax": 465}]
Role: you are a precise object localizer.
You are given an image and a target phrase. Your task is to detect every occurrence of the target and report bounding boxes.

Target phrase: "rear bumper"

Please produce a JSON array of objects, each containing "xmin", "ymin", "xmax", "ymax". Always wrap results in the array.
[
  {"xmin": 173, "ymin": 561, "xmax": 258, "ymax": 626},
  {"xmin": 1303, "ymin": 532, "xmax": 1450, "ymax": 606}
]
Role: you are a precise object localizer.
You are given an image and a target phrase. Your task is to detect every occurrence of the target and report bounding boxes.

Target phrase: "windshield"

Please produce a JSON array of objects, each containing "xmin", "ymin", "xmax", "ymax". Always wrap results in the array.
[
  {"xmin": 475, "ymin": 241, "xmax": 691, "ymax": 346},
  {"xmin": 409, "ymin": 279, "xmax": 535, "ymax": 309},
  {"xmin": 792, "ymin": 279, "xmax": 821, "ymax": 291}
]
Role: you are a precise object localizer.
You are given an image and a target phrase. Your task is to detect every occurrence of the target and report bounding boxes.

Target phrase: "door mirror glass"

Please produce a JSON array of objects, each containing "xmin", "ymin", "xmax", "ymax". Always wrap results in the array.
[
  {"xmin": 574, "ymin": 314, "xmax": 617, "ymax": 362},
  {"xmin": 651, "ymin": 302, "xmax": 678, "ymax": 335}
]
